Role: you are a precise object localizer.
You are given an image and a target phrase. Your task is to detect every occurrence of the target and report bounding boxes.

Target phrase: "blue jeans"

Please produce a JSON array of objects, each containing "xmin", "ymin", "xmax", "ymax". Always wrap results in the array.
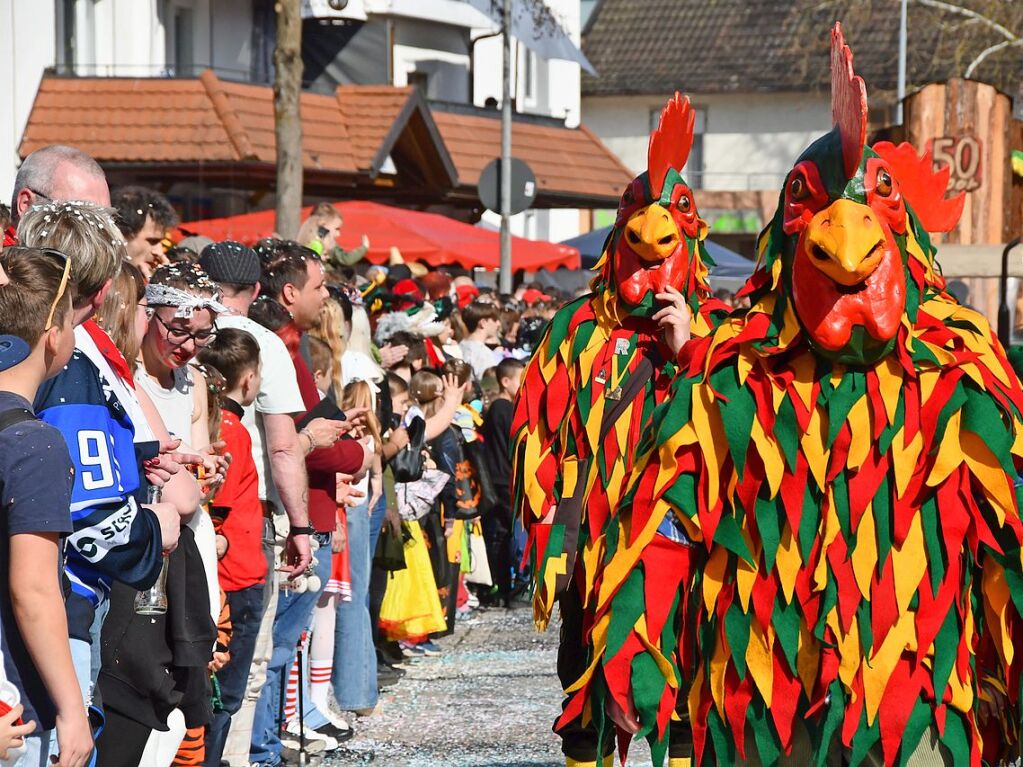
[
  {"xmin": 20, "ymin": 731, "xmax": 53, "ymax": 767},
  {"xmin": 203, "ymin": 583, "xmax": 265, "ymax": 767},
  {"xmin": 250, "ymin": 535, "xmax": 333, "ymax": 765},
  {"xmin": 331, "ymin": 503, "xmax": 377, "ymax": 710},
  {"xmin": 369, "ymin": 493, "xmax": 386, "ymax": 554}
]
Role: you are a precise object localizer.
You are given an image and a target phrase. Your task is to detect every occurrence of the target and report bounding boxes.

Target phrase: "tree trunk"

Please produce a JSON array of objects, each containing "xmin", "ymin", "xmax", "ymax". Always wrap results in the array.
[{"xmin": 274, "ymin": 0, "xmax": 303, "ymax": 239}]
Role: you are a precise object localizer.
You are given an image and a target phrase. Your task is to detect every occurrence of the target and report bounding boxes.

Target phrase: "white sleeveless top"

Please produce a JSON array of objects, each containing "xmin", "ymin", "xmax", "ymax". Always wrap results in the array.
[{"xmin": 135, "ymin": 363, "xmax": 220, "ymax": 630}]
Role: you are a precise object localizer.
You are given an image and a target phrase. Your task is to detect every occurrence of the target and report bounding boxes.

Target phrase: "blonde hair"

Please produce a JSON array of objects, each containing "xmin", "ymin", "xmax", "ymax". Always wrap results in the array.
[
  {"xmin": 18, "ymin": 200, "xmax": 125, "ymax": 307},
  {"xmin": 342, "ymin": 380, "xmax": 382, "ymax": 453},
  {"xmin": 96, "ymin": 260, "xmax": 145, "ymax": 363},
  {"xmin": 296, "ymin": 203, "xmax": 341, "ymax": 248},
  {"xmin": 309, "ymin": 298, "xmax": 345, "ymax": 402}
]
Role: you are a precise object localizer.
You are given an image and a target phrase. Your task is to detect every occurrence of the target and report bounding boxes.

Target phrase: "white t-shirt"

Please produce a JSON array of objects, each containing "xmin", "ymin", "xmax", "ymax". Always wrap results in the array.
[
  {"xmin": 459, "ymin": 339, "xmax": 500, "ymax": 380},
  {"xmin": 216, "ymin": 314, "xmax": 304, "ymax": 501}
]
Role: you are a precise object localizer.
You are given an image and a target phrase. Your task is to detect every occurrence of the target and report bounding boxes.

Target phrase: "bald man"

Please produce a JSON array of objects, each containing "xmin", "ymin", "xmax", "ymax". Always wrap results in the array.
[{"xmin": 9, "ymin": 145, "xmax": 110, "ymax": 229}]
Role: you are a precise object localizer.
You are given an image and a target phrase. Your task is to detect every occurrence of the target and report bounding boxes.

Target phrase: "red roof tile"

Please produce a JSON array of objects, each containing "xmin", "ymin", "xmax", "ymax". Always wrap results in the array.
[
  {"xmin": 19, "ymin": 72, "xmax": 631, "ymax": 206},
  {"xmin": 432, "ymin": 110, "xmax": 632, "ymax": 203}
]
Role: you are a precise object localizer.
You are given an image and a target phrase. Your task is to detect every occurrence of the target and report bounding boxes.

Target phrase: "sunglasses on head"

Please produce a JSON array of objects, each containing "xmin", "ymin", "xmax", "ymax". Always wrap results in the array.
[{"xmin": 2, "ymin": 246, "xmax": 73, "ymax": 331}]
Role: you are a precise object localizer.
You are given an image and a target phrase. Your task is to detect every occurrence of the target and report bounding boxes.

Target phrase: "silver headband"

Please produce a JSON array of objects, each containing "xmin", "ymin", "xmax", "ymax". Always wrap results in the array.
[{"xmin": 145, "ymin": 283, "xmax": 228, "ymax": 319}]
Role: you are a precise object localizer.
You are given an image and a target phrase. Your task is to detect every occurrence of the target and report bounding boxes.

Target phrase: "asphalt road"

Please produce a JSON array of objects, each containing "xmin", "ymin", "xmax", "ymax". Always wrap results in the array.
[{"xmin": 322, "ymin": 605, "xmax": 658, "ymax": 767}]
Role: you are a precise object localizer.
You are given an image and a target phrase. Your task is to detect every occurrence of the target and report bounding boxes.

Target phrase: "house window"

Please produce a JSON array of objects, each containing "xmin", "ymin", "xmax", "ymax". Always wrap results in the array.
[
  {"xmin": 163, "ymin": 0, "xmax": 195, "ymax": 76},
  {"xmin": 522, "ymin": 45, "xmax": 537, "ymax": 104},
  {"xmin": 58, "ymin": 0, "xmax": 76, "ymax": 73},
  {"xmin": 650, "ymin": 105, "xmax": 706, "ymax": 188}
]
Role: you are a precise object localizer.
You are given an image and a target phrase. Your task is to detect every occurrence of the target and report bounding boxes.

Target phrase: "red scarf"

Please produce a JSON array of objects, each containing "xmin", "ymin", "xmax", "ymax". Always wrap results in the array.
[
  {"xmin": 82, "ymin": 319, "xmax": 135, "ymax": 389},
  {"xmin": 3, "ymin": 226, "xmax": 17, "ymax": 248}
]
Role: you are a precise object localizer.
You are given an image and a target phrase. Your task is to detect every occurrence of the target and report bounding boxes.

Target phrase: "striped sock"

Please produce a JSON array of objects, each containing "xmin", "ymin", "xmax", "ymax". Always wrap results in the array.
[{"xmin": 309, "ymin": 659, "xmax": 333, "ymax": 714}]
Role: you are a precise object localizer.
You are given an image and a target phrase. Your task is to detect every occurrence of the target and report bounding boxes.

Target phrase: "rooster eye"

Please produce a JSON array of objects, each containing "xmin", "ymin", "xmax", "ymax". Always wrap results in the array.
[
  {"xmin": 876, "ymin": 169, "xmax": 893, "ymax": 197},
  {"xmin": 677, "ymin": 195, "xmax": 692, "ymax": 213},
  {"xmin": 789, "ymin": 176, "xmax": 808, "ymax": 201},
  {"xmin": 622, "ymin": 187, "xmax": 635, "ymax": 205}
]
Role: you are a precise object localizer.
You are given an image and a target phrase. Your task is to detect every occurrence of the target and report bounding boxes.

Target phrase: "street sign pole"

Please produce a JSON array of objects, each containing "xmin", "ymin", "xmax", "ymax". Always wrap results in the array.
[{"xmin": 499, "ymin": 0, "xmax": 513, "ymax": 294}]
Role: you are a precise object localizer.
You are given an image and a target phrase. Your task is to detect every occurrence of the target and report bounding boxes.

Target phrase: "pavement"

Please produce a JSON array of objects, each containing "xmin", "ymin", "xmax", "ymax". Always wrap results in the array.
[{"xmin": 322, "ymin": 605, "xmax": 659, "ymax": 767}]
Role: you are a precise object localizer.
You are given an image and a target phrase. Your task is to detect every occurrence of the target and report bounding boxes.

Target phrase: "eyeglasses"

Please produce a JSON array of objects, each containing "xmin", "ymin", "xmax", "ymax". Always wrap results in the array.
[
  {"xmin": 27, "ymin": 187, "xmax": 50, "ymax": 202},
  {"xmin": 41, "ymin": 248, "xmax": 72, "ymax": 331},
  {"xmin": 152, "ymin": 312, "xmax": 217, "ymax": 347}
]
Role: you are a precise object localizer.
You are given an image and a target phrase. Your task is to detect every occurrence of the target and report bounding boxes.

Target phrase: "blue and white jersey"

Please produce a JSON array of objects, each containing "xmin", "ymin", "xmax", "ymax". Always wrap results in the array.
[{"xmin": 34, "ymin": 347, "xmax": 162, "ymax": 639}]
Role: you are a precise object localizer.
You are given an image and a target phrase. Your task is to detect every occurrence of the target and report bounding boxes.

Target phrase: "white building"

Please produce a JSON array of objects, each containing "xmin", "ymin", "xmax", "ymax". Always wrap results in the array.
[
  {"xmin": 578, "ymin": 0, "xmax": 1023, "ymax": 255},
  {"xmin": 2, "ymin": 0, "xmax": 601, "ymax": 243}
]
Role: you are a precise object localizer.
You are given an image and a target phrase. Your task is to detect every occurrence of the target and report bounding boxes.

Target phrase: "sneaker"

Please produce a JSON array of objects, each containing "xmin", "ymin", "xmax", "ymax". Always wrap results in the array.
[
  {"xmin": 313, "ymin": 720, "xmax": 354, "ymax": 744},
  {"xmin": 418, "ymin": 640, "xmax": 442, "ymax": 656},
  {"xmin": 283, "ymin": 722, "xmax": 336, "ymax": 751},
  {"xmin": 465, "ymin": 591, "xmax": 480, "ymax": 609},
  {"xmin": 278, "ymin": 745, "xmax": 323, "ymax": 765},
  {"xmin": 279, "ymin": 737, "xmax": 325, "ymax": 755},
  {"xmin": 399, "ymin": 641, "xmax": 426, "ymax": 656}
]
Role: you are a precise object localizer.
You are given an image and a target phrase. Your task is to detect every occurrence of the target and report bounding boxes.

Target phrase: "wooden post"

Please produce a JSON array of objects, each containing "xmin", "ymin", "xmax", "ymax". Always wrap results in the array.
[
  {"xmin": 274, "ymin": 0, "xmax": 303, "ymax": 239},
  {"xmin": 904, "ymin": 79, "xmax": 1013, "ymax": 323},
  {"xmin": 904, "ymin": 79, "xmax": 1011, "ymax": 247}
]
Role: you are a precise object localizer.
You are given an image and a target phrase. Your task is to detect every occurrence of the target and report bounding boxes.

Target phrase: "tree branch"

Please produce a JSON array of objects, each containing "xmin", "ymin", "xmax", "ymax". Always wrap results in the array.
[
  {"xmin": 913, "ymin": 0, "xmax": 1016, "ymax": 41},
  {"xmin": 966, "ymin": 36, "xmax": 1023, "ymax": 76}
]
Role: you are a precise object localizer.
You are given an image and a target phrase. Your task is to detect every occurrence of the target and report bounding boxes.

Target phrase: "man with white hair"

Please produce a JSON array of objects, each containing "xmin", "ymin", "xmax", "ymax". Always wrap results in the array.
[{"xmin": 6, "ymin": 145, "xmax": 110, "ymax": 243}]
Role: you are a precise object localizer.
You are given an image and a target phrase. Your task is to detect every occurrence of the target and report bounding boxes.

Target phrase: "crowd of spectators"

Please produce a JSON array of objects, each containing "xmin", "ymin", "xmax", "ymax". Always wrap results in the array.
[{"xmin": 0, "ymin": 144, "xmax": 577, "ymax": 767}]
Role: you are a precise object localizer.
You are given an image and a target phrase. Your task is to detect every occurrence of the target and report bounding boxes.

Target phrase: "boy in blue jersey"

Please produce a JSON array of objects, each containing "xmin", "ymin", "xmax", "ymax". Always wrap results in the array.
[
  {"xmin": 18, "ymin": 202, "xmax": 183, "ymax": 721},
  {"xmin": 0, "ymin": 246, "xmax": 93, "ymax": 767}
]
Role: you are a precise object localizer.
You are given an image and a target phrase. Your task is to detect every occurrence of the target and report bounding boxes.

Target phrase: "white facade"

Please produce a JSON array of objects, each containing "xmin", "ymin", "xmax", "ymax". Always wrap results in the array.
[
  {"xmin": 584, "ymin": 92, "xmax": 832, "ymax": 192},
  {"xmin": 2, "ymin": 0, "xmax": 588, "ymax": 243}
]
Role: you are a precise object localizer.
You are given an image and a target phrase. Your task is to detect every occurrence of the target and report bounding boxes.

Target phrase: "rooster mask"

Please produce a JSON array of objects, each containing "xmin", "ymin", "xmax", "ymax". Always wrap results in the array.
[
  {"xmin": 595, "ymin": 93, "xmax": 711, "ymax": 316},
  {"xmin": 758, "ymin": 25, "xmax": 964, "ymax": 366}
]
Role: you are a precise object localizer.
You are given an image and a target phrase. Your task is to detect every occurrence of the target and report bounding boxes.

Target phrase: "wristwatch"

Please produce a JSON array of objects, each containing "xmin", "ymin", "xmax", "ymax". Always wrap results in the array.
[{"xmin": 289, "ymin": 525, "xmax": 315, "ymax": 536}]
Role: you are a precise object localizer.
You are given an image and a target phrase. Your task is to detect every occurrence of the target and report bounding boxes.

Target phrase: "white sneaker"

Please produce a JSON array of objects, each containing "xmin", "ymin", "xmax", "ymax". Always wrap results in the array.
[{"xmin": 284, "ymin": 721, "xmax": 338, "ymax": 751}]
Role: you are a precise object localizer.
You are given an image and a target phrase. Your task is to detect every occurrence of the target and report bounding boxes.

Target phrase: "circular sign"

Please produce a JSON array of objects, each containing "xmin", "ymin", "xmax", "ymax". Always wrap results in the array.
[{"xmin": 478, "ymin": 157, "xmax": 537, "ymax": 216}]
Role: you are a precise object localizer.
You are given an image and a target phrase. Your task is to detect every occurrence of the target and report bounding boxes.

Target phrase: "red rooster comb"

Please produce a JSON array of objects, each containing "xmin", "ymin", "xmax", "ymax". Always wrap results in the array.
[
  {"xmin": 873, "ymin": 141, "xmax": 965, "ymax": 232},
  {"xmin": 831, "ymin": 23, "xmax": 868, "ymax": 180},
  {"xmin": 647, "ymin": 92, "xmax": 695, "ymax": 197}
]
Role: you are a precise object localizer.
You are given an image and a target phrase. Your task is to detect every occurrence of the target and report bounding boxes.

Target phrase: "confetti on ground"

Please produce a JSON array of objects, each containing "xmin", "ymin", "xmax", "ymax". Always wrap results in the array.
[{"xmin": 323, "ymin": 605, "xmax": 658, "ymax": 767}]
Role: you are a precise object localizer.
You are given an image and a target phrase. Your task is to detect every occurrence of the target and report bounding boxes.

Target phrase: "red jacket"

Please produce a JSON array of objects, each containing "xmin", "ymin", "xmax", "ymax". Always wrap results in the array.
[{"xmin": 277, "ymin": 322, "xmax": 365, "ymax": 532}]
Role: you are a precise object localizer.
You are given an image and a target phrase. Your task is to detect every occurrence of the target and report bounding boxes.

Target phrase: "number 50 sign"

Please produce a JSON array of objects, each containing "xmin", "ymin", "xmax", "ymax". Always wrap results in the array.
[{"xmin": 931, "ymin": 135, "xmax": 982, "ymax": 193}]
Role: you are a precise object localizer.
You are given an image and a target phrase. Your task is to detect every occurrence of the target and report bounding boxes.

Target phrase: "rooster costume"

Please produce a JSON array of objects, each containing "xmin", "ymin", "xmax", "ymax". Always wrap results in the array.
[
  {"xmin": 511, "ymin": 95, "xmax": 728, "ymax": 766},
  {"xmin": 591, "ymin": 24, "xmax": 1023, "ymax": 767}
]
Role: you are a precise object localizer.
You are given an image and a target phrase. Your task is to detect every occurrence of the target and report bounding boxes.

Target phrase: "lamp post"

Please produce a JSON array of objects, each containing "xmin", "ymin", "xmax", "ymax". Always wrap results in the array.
[{"xmin": 499, "ymin": 0, "xmax": 513, "ymax": 294}]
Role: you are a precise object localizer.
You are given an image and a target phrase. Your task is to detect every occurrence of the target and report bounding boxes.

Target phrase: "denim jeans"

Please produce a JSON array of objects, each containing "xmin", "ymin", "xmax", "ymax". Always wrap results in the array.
[
  {"xmin": 249, "ymin": 535, "xmax": 332, "ymax": 765},
  {"xmin": 49, "ymin": 597, "xmax": 109, "ymax": 762},
  {"xmin": 331, "ymin": 503, "xmax": 378, "ymax": 711},
  {"xmin": 203, "ymin": 583, "xmax": 266, "ymax": 767},
  {"xmin": 19, "ymin": 731, "xmax": 53, "ymax": 767},
  {"xmin": 368, "ymin": 492, "xmax": 386, "ymax": 554}
]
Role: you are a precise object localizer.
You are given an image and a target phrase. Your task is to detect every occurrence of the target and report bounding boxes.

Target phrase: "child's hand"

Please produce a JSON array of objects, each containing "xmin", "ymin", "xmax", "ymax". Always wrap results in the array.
[
  {"xmin": 208, "ymin": 651, "xmax": 230, "ymax": 673},
  {"xmin": 0, "ymin": 703, "xmax": 34, "ymax": 759}
]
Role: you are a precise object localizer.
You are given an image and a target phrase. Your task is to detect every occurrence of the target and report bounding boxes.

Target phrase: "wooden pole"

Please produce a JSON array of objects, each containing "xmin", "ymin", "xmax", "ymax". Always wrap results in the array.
[{"xmin": 274, "ymin": 0, "xmax": 303, "ymax": 239}]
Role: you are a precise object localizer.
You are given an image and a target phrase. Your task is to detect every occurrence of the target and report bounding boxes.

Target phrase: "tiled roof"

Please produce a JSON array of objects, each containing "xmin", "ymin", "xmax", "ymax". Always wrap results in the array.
[
  {"xmin": 20, "ymin": 76, "xmax": 236, "ymax": 162},
  {"xmin": 432, "ymin": 110, "xmax": 633, "ymax": 203},
  {"xmin": 336, "ymin": 85, "xmax": 414, "ymax": 172},
  {"xmin": 19, "ymin": 72, "xmax": 632, "ymax": 206},
  {"xmin": 582, "ymin": 0, "xmax": 1023, "ymax": 101}
]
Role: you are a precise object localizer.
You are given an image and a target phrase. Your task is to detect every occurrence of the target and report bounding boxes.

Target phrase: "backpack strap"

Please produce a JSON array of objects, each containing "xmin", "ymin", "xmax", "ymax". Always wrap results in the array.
[{"xmin": 0, "ymin": 408, "xmax": 34, "ymax": 433}]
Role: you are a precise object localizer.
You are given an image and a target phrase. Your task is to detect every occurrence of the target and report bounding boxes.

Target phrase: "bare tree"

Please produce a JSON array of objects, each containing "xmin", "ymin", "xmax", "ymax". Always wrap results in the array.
[
  {"xmin": 274, "ymin": 0, "xmax": 303, "ymax": 239},
  {"xmin": 782, "ymin": 0, "xmax": 1023, "ymax": 104}
]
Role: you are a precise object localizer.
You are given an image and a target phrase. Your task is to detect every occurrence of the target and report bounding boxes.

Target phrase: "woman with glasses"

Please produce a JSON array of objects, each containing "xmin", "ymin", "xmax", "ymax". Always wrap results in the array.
[{"xmin": 133, "ymin": 262, "xmax": 230, "ymax": 763}]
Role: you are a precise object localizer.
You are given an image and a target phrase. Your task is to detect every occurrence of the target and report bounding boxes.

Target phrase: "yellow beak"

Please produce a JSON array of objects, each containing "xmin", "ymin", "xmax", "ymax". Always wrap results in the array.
[
  {"xmin": 805, "ymin": 198, "xmax": 886, "ymax": 286},
  {"xmin": 624, "ymin": 204, "xmax": 680, "ymax": 262}
]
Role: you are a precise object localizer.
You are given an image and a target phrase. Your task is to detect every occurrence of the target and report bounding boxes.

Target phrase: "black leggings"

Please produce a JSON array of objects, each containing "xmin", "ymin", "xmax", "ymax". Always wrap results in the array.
[{"xmin": 94, "ymin": 707, "xmax": 152, "ymax": 767}]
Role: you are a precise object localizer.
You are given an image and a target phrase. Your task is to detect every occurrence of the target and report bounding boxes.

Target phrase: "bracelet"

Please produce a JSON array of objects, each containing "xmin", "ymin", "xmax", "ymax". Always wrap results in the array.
[
  {"xmin": 290, "ymin": 525, "xmax": 314, "ymax": 536},
  {"xmin": 299, "ymin": 427, "xmax": 315, "ymax": 455}
]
